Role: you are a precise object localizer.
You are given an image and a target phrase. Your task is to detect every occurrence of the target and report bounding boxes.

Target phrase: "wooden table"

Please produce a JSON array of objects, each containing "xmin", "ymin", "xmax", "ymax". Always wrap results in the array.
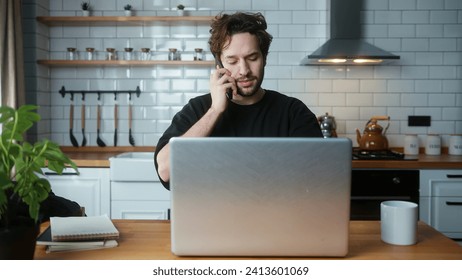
[{"xmin": 34, "ymin": 220, "xmax": 462, "ymax": 260}]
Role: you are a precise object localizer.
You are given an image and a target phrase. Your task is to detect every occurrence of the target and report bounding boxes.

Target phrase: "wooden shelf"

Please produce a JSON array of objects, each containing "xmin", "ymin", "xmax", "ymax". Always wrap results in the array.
[
  {"xmin": 37, "ymin": 60, "xmax": 214, "ymax": 67},
  {"xmin": 36, "ymin": 16, "xmax": 214, "ymax": 26}
]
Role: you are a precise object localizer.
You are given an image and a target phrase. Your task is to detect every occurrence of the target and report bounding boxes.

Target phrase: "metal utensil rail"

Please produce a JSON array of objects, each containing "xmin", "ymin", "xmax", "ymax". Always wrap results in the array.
[
  {"xmin": 59, "ymin": 86, "xmax": 141, "ymax": 99},
  {"xmin": 59, "ymin": 86, "xmax": 141, "ymax": 147}
]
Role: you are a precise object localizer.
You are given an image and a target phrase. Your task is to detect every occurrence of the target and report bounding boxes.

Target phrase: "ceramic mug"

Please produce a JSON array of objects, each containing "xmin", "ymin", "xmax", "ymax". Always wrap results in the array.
[
  {"xmin": 425, "ymin": 134, "xmax": 441, "ymax": 155},
  {"xmin": 404, "ymin": 134, "xmax": 419, "ymax": 155},
  {"xmin": 449, "ymin": 134, "xmax": 462, "ymax": 155},
  {"xmin": 381, "ymin": 200, "xmax": 418, "ymax": 246}
]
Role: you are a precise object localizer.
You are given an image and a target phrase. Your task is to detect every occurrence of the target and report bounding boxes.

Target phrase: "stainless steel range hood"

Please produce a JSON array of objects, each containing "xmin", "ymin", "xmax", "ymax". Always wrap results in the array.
[{"xmin": 301, "ymin": 0, "xmax": 400, "ymax": 65}]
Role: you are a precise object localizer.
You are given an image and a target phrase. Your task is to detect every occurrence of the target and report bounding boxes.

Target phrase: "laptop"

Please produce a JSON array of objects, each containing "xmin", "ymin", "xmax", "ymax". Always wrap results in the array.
[{"xmin": 169, "ymin": 137, "xmax": 352, "ymax": 257}]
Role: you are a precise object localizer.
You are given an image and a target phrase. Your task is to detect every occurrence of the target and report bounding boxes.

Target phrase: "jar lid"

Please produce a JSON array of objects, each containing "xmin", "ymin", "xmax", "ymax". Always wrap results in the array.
[
  {"xmin": 67, "ymin": 47, "xmax": 76, "ymax": 51},
  {"xmin": 124, "ymin": 47, "xmax": 133, "ymax": 52},
  {"xmin": 194, "ymin": 48, "xmax": 203, "ymax": 52},
  {"xmin": 169, "ymin": 48, "xmax": 177, "ymax": 52},
  {"xmin": 106, "ymin": 48, "xmax": 116, "ymax": 52},
  {"xmin": 141, "ymin": 48, "xmax": 150, "ymax": 52},
  {"xmin": 86, "ymin": 47, "xmax": 95, "ymax": 52}
]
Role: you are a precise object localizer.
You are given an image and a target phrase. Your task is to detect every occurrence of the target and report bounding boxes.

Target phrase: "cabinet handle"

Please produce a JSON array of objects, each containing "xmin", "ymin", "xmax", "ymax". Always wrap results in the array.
[
  {"xmin": 446, "ymin": 201, "xmax": 462, "ymax": 206},
  {"xmin": 446, "ymin": 174, "xmax": 462, "ymax": 179}
]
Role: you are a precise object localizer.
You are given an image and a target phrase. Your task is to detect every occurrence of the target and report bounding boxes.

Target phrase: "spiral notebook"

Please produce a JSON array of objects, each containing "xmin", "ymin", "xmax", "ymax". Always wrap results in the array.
[{"xmin": 50, "ymin": 215, "xmax": 119, "ymax": 241}]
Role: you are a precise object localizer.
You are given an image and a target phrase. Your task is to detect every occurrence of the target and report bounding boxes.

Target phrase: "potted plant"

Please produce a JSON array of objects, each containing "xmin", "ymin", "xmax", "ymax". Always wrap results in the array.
[
  {"xmin": 81, "ymin": 1, "xmax": 91, "ymax": 16},
  {"xmin": 176, "ymin": 4, "xmax": 185, "ymax": 16},
  {"xmin": 0, "ymin": 105, "xmax": 78, "ymax": 259},
  {"xmin": 123, "ymin": 4, "xmax": 132, "ymax": 16}
]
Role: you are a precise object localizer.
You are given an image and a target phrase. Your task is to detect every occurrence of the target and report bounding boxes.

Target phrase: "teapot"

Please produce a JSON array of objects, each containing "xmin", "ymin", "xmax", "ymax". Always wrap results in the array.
[
  {"xmin": 318, "ymin": 112, "xmax": 337, "ymax": 138},
  {"xmin": 356, "ymin": 116, "xmax": 390, "ymax": 150}
]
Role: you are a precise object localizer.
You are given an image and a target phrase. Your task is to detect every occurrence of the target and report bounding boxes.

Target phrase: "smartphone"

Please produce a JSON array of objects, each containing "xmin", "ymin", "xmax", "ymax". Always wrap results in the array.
[{"xmin": 214, "ymin": 54, "xmax": 233, "ymax": 100}]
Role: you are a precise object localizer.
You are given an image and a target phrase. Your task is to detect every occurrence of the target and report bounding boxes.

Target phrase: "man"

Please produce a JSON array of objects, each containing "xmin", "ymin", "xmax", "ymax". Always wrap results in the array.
[{"xmin": 155, "ymin": 12, "xmax": 322, "ymax": 190}]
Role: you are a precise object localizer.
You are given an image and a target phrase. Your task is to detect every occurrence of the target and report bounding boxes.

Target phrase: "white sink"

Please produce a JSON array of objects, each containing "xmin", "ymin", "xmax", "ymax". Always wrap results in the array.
[{"xmin": 109, "ymin": 152, "xmax": 157, "ymax": 181}]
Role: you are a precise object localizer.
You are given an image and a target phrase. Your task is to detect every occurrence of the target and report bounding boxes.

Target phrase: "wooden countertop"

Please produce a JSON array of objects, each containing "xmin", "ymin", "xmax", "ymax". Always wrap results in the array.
[
  {"xmin": 60, "ymin": 146, "xmax": 461, "ymax": 169},
  {"xmin": 34, "ymin": 220, "xmax": 462, "ymax": 260}
]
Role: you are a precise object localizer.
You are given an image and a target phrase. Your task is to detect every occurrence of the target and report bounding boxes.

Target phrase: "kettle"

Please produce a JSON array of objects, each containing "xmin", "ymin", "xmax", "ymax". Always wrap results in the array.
[
  {"xmin": 318, "ymin": 112, "xmax": 337, "ymax": 138},
  {"xmin": 356, "ymin": 116, "xmax": 390, "ymax": 150}
]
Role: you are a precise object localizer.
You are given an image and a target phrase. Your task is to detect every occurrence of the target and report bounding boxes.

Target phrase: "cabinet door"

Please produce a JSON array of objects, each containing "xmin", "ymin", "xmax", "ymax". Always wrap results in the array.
[
  {"xmin": 420, "ymin": 169, "xmax": 462, "ymax": 239},
  {"xmin": 111, "ymin": 182, "xmax": 170, "ymax": 220},
  {"xmin": 42, "ymin": 168, "xmax": 110, "ymax": 217}
]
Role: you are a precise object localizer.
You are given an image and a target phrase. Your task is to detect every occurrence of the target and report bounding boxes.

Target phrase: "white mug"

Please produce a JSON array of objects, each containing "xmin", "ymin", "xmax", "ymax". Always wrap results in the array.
[
  {"xmin": 404, "ymin": 134, "xmax": 419, "ymax": 155},
  {"xmin": 449, "ymin": 134, "xmax": 462, "ymax": 155},
  {"xmin": 425, "ymin": 134, "xmax": 441, "ymax": 155},
  {"xmin": 381, "ymin": 200, "xmax": 418, "ymax": 246}
]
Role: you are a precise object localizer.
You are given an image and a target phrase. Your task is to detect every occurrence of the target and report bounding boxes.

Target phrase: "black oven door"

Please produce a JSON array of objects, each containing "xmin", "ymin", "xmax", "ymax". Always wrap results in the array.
[{"xmin": 350, "ymin": 169, "xmax": 419, "ymax": 220}]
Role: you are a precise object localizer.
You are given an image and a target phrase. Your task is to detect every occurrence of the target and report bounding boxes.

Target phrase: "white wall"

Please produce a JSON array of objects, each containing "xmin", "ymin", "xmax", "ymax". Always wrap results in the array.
[{"xmin": 23, "ymin": 0, "xmax": 462, "ymax": 148}]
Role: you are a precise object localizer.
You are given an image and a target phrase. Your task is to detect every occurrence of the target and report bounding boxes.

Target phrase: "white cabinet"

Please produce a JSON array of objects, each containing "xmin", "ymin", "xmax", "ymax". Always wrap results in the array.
[
  {"xmin": 42, "ymin": 167, "xmax": 110, "ymax": 217},
  {"xmin": 109, "ymin": 152, "xmax": 171, "ymax": 220},
  {"xmin": 420, "ymin": 169, "xmax": 462, "ymax": 239},
  {"xmin": 111, "ymin": 182, "xmax": 170, "ymax": 220}
]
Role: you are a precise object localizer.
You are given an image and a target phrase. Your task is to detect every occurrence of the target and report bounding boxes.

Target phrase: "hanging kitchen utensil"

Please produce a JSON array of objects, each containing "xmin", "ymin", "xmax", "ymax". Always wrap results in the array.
[
  {"xmin": 69, "ymin": 94, "xmax": 79, "ymax": 147},
  {"xmin": 81, "ymin": 93, "xmax": 87, "ymax": 147},
  {"xmin": 128, "ymin": 93, "xmax": 135, "ymax": 146},
  {"xmin": 96, "ymin": 94, "xmax": 106, "ymax": 147},
  {"xmin": 114, "ymin": 94, "xmax": 118, "ymax": 147}
]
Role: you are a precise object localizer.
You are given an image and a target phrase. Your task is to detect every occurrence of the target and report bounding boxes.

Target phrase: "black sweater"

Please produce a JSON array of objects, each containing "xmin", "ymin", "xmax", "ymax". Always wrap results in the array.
[{"xmin": 155, "ymin": 90, "xmax": 322, "ymax": 189}]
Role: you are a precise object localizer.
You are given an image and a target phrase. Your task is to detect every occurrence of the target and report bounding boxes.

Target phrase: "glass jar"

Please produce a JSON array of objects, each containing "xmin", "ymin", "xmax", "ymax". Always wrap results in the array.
[
  {"xmin": 66, "ymin": 47, "xmax": 77, "ymax": 60},
  {"xmin": 194, "ymin": 48, "xmax": 203, "ymax": 61},
  {"xmin": 85, "ymin": 48, "xmax": 95, "ymax": 60},
  {"xmin": 168, "ymin": 48, "xmax": 178, "ymax": 61},
  {"xmin": 106, "ymin": 48, "xmax": 117, "ymax": 60},
  {"xmin": 124, "ymin": 47, "xmax": 133, "ymax": 61},
  {"xmin": 140, "ymin": 48, "xmax": 151, "ymax": 61}
]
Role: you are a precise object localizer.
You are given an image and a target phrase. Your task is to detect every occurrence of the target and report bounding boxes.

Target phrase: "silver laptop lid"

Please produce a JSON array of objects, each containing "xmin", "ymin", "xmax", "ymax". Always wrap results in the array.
[{"xmin": 170, "ymin": 137, "xmax": 352, "ymax": 257}]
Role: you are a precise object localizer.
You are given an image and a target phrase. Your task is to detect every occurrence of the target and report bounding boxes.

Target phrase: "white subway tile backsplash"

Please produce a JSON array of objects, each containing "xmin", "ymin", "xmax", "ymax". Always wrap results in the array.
[
  {"xmin": 444, "ymin": 24, "xmax": 462, "ymax": 38},
  {"xmin": 401, "ymin": 93, "xmax": 428, "ymax": 106},
  {"xmin": 388, "ymin": 24, "xmax": 416, "ymax": 38},
  {"xmin": 319, "ymin": 93, "xmax": 346, "ymax": 106},
  {"xmin": 374, "ymin": 93, "xmax": 401, "ymax": 106},
  {"xmin": 360, "ymin": 80, "xmax": 388, "ymax": 92},
  {"xmin": 347, "ymin": 93, "xmax": 373, "ymax": 106},
  {"xmin": 429, "ymin": 66, "xmax": 457, "ymax": 79},
  {"xmin": 293, "ymin": 11, "xmax": 321, "ymax": 24},
  {"xmin": 415, "ymin": 80, "xmax": 442, "ymax": 92},
  {"xmin": 430, "ymin": 11, "xmax": 458, "ymax": 23},
  {"xmin": 416, "ymin": 24, "xmax": 444, "ymax": 38},
  {"xmin": 402, "ymin": 38, "xmax": 429, "ymax": 51},
  {"xmin": 333, "ymin": 80, "xmax": 360, "ymax": 92},
  {"xmin": 305, "ymin": 79, "xmax": 332, "ymax": 93},
  {"xmin": 375, "ymin": 11, "xmax": 402, "ymax": 24},
  {"xmin": 402, "ymin": 11, "xmax": 429, "ymax": 24},
  {"xmin": 430, "ymin": 38, "xmax": 458, "ymax": 51},
  {"xmin": 417, "ymin": 0, "xmax": 444, "ymax": 10},
  {"xmin": 415, "ymin": 52, "xmax": 443, "ymax": 65},
  {"xmin": 443, "ymin": 52, "xmax": 462, "ymax": 65},
  {"xmin": 388, "ymin": 80, "xmax": 415, "ymax": 92},
  {"xmin": 251, "ymin": 0, "xmax": 279, "ymax": 10},
  {"xmin": 390, "ymin": 0, "xmax": 416, "ymax": 10},
  {"xmin": 442, "ymin": 80, "xmax": 462, "ymax": 92},
  {"xmin": 401, "ymin": 66, "xmax": 429, "ymax": 79},
  {"xmin": 24, "ymin": 0, "xmax": 462, "ymax": 148}
]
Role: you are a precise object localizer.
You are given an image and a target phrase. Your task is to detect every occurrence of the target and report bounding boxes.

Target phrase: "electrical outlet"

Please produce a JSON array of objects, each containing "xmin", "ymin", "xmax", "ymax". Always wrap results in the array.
[{"xmin": 408, "ymin": 116, "xmax": 431, "ymax": 127}]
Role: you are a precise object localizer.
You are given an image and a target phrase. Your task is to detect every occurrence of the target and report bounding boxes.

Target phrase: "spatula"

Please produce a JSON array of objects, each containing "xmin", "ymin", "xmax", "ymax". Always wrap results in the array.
[
  {"xmin": 128, "ymin": 95, "xmax": 135, "ymax": 146},
  {"xmin": 96, "ymin": 102, "xmax": 106, "ymax": 147},
  {"xmin": 114, "ymin": 99, "xmax": 118, "ymax": 147},
  {"xmin": 81, "ymin": 94, "xmax": 87, "ymax": 147},
  {"xmin": 69, "ymin": 95, "xmax": 79, "ymax": 147}
]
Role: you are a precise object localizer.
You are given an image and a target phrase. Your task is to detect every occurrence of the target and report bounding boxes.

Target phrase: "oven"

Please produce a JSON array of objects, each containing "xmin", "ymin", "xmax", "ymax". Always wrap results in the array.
[{"xmin": 350, "ymin": 169, "xmax": 420, "ymax": 220}]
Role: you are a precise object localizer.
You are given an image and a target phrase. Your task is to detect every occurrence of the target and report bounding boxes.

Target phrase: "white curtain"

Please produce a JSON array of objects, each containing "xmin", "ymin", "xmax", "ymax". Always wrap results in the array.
[{"xmin": 0, "ymin": 0, "xmax": 25, "ymax": 108}]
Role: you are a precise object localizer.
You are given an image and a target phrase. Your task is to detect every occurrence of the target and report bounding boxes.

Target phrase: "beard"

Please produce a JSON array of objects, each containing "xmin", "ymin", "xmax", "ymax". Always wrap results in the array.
[{"xmin": 236, "ymin": 68, "xmax": 264, "ymax": 98}]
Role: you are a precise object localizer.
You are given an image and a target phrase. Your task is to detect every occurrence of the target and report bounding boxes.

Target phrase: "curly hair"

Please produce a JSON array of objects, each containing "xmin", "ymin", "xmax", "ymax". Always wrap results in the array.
[{"xmin": 208, "ymin": 12, "xmax": 273, "ymax": 60}]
